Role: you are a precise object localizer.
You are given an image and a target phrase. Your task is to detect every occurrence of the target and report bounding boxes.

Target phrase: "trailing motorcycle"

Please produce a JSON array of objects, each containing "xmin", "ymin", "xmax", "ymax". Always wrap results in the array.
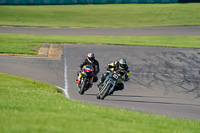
[
  {"xmin": 77, "ymin": 65, "xmax": 94, "ymax": 95},
  {"xmin": 97, "ymin": 71, "xmax": 121, "ymax": 100}
]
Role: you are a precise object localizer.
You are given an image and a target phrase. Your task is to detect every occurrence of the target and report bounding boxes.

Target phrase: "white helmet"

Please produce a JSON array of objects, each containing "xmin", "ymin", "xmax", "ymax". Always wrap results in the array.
[
  {"xmin": 119, "ymin": 59, "xmax": 127, "ymax": 71},
  {"xmin": 87, "ymin": 52, "xmax": 95, "ymax": 62}
]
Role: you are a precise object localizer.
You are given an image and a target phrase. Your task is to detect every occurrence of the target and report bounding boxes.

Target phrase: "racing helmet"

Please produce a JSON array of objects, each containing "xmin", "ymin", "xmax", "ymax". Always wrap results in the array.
[
  {"xmin": 87, "ymin": 52, "xmax": 95, "ymax": 62},
  {"xmin": 119, "ymin": 59, "xmax": 127, "ymax": 71}
]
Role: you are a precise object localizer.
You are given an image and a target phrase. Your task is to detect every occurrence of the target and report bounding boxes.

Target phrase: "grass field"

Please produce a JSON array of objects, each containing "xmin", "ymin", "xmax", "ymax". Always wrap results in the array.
[
  {"xmin": 0, "ymin": 4, "xmax": 200, "ymax": 55},
  {"xmin": 0, "ymin": 4, "xmax": 200, "ymax": 28},
  {"xmin": 0, "ymin": 33, "xmax": 200, "ymax": 55},
  {"xmin": 1, "ymin": 73, "xmax": 200, "ymax": 133}
]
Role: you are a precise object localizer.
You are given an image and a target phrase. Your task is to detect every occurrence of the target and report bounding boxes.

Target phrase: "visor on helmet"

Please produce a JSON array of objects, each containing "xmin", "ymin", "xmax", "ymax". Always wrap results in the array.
[
  {"xmin": 88, "ymin": 57, "xmax": 95, "ymax": 61},
  {"xmin": 120, "ymin": 63, "xmax": 127, "ymax": 69}
]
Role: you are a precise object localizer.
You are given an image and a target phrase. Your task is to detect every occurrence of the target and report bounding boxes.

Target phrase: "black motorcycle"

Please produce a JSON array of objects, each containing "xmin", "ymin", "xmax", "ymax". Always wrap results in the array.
[
  {"xmin": 77, "ymin": 65, "xmax": 94, "ymax": 95},
  {"xmin": 97, "ymin": 71, "xmax": 121, "ymax": 100}
]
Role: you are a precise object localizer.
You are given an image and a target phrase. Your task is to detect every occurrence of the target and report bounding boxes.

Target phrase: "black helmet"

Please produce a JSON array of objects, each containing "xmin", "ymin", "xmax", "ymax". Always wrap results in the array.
[
  {"xmin": 87, "ymin": 52, "xmax": 95, "ymax": 62},
  {"xmin": 119, "ymin": 59, "xmax": 127, "ymax": 70}
]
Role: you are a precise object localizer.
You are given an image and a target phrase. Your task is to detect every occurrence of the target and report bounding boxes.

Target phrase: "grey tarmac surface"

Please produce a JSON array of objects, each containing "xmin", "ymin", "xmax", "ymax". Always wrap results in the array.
[
  {"xmin": 1, "ymin": 26, "xmax": 200, "ymax": 120},
  {"xmin": 0, "ymin": 55, "xmax": 65, "ymax": 88},
  {"xmin": 0, "ymin": 26, "xmax": 200, "ymax": 36},
  {"xmin": 65, "ymin": 44, "xmax": 200, "ymax": 121}
]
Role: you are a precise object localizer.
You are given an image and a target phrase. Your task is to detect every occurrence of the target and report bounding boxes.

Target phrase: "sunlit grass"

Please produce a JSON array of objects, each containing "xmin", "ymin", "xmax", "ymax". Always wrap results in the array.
[
  {"xmin": 0, "ymin": 73, "xmax": 200, "ymax": 133},
  {"xmin": 0, "ymin": 33, "xmax": 200, "ymax": 55},
  {"xmin": 0, "ymin": 4, "xmax": 200, "ymax": 28}
]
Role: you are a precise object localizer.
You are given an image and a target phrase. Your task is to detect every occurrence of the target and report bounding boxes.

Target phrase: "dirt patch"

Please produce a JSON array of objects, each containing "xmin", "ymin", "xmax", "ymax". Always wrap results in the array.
[
  {"xmin": 0, "ymin": 43, "xmax": 63, "ymax": 60},
  {"xmin": 31, "ymin": 45, "xmax": 40, "ymax": 51},
  {"xmin": 23, "ymin": 43, "xmax": 63, "ymax": 60}
]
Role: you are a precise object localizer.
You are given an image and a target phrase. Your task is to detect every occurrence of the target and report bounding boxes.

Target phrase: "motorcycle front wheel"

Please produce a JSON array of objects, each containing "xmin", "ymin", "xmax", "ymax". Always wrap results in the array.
[
  {"xmin": 79, "ymin": 78, "xmax": 87, "ymax": 95},
  {"xmin": 100, "ymin": 83, "xmax": 112, "ymax": 100}
]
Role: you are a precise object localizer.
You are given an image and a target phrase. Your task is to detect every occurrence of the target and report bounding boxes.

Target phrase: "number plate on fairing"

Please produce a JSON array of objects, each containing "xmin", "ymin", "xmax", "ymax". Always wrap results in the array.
[{"xmin": 113, "ymin": 74, "xmax": 118, "ymax": 79}]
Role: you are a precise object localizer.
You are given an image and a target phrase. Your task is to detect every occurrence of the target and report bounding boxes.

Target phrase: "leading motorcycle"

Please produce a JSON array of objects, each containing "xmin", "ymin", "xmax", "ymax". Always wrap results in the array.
[{"xmin": 77, "ymin": 65, "xmax": 94, "ymax": 95}]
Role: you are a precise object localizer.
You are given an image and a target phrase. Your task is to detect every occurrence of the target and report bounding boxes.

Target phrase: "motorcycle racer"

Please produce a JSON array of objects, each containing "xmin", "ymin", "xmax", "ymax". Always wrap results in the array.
[
  {"xmin": 97, "ymin": 59, "xmax": 130, "ymax": 92},
  {"xmin": 77, "ymin": 65, "xmax": 94, "ymax": 90},
  {"xmin": 77, "ymin": 52, "xmax": 100, "ymax": 87}
]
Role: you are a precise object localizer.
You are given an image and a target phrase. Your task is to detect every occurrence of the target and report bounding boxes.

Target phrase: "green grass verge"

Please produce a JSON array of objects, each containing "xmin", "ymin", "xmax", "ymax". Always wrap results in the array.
[
  {"xmin": 0, "ymin": 33, "xmax": 200, "ymax": 55},
  {"xmin": 0, "ymin": 4, "xmax": 200, "ymax": 28},
  {"xmin": 0, "ymin": 72, "xmax": 200, "ymax": 133}
]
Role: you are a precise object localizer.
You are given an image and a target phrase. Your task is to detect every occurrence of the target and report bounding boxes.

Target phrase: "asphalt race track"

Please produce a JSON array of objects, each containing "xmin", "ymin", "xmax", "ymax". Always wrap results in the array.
[
  {"xmin": 0, "ymin": 26, "xmax": 200, "ymax": 121},
  {"xmin": 1, "ymin": 26, "xmax": 200, "ymax": 36}
]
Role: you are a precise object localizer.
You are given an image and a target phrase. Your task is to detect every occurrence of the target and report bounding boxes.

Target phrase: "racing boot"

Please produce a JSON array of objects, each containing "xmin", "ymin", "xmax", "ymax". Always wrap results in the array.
[
  {"xmin": 89, "ymin": 79, "xmax": 93, "ymax": 88},
  {"xmin": 89, "ymin": 83, "xmax": 93, "ymax": 88},
  {"xmin": 77, "ymin": 79, "xmax": 81, "ymax": 88}
]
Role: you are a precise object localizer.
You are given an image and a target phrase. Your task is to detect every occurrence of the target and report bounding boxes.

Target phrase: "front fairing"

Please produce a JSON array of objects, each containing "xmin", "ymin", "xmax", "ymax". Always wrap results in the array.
[
  {"xmin": 81, "ymin": 70, "xmax": 94, "ymax": 78},
  {"xmin": 104, "ymin": 74, "xmax": 113, "ymax": 83},
  {"xmin": 104, "ymin": 72, "xmax": 119, "ymax": 85}
]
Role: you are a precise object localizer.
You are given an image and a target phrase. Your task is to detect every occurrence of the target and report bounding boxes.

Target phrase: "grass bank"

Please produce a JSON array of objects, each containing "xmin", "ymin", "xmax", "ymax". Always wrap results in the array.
[
  {"xmin": 0, "ymin": 33, "xmax": 200, "ymax": 55},
  {"xmin": 0, "ymin": 73, "xmax": 199, "ymax": 133},
  {"xmin": 0, "ymin": 4, "xmax": 200, "ymax": 28}
]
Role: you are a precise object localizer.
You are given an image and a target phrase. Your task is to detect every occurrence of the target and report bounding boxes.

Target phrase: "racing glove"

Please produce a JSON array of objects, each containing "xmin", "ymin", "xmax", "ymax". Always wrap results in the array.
[{"xmin": 124, "ymin": 76, "xmax": 130, "ymax": 82}]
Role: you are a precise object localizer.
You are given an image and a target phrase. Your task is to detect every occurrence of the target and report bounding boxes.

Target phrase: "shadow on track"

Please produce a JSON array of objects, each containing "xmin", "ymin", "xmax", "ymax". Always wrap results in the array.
[{"xmin": 107, "ymin": 95, "xmax": 200, "ymax": 107}]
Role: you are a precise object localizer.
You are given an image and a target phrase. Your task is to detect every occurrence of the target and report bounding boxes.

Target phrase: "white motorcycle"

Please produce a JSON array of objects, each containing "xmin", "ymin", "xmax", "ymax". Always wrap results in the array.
[{"xmin": 96, "ymin": 71, "xmax": 121, "ymax": 100}]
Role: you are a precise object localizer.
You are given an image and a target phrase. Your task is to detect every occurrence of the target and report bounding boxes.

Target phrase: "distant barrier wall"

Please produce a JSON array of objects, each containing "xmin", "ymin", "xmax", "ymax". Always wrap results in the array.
[
  {"xmin": 0, "ymin": 0, "xmax": 179, "ymax": 5},
  {"xmin": 178, "ymin": 0, "xmax": 200, "ymax": 2}
]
